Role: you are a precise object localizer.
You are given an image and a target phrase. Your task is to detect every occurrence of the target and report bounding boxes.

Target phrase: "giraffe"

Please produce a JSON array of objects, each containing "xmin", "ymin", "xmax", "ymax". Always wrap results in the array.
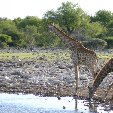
[
  {"xmin": 48, "ymin": 23, "xmax": 98, "ymax": 96},
  {"xmin": 90, "ymin": 58, "xmax": 113, "ymax": 98}
]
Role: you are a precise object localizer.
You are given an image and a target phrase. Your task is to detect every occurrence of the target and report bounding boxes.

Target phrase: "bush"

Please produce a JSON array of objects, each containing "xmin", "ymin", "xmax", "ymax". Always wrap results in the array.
[
  {"xmin": 0, "ymin": 34, "xmax": 12, "ymax": 48},
  {"xmin": 0, "ymin": 42, "xmax": 9, "ymax": 48},
  {"xmin": 82, "ymin": 38, "xmax": 107, "ymax": 50},
  {"xmin": 102, "ymin": 37, "xmax": 113, "ymax": 49}
]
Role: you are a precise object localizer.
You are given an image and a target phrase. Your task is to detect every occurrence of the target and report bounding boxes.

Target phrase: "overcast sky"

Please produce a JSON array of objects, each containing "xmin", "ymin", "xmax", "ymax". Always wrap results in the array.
[{"xmin": 0, "ymin": 0, "xmax": 113, "ymax": 19}]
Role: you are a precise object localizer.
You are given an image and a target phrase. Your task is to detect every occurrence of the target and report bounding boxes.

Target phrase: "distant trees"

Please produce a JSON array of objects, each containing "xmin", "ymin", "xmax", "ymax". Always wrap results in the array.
[
  {"xmin": 22, "ymin": 25, "xmax": 38, "ymax": 48},
  {"xmin": 91, "ymin": 10, "xmax": 113, "ymax": 48},
  {"xmin": 44, "ymin": 2, "xmax": 90, "ymax": 35},
  {"xmin": 91, "ymin": 10, "xmax": 113, "ymax": 27},
  {"xmin": 17, "ymin": 16, "xmax": 41, "ymax": 28},
  {"xmin": 0, "ymin": 2, "xmax": 113, "ymax": 49},
  {"xmin": 0, "ymin": 18, "xmax": 24, "ymax": 47},
  {"xmin": 44, "ymin": 2, "xmax": 108, "ymax": 49},
  {"xmin": 91, "ymin": 10, "xmax": 113, "ymax": 36}
]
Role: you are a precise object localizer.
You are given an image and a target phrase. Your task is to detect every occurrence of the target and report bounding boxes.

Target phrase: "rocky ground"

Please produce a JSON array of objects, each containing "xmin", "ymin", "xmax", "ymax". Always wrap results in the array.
[{"xmin": 0, "ymin": 49, "xmax": 113, "ymax": 101}]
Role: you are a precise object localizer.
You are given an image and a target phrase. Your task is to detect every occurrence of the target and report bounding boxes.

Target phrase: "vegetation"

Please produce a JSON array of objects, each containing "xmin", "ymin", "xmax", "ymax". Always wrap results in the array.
[
  {"xmin": 102, "ymin": 37, "xmax": 113, "ymax": 49},
  {"xmin": 0, "ymin": 50, "xmax": 71, "ymax": 62},
  {"xmin": 0, "ymin": 50, "xmax": 112, "ymax": 62},
  {"xmin": 0, "ymin": 2, "xmax": 113, "ymax": 49}
]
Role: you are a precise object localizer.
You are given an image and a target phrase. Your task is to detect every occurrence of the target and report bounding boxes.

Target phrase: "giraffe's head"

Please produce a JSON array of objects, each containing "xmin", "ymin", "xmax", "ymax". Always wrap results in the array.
[{"xmin": 48, "ymin": 23, "xmax": 55, "ymax": 31}]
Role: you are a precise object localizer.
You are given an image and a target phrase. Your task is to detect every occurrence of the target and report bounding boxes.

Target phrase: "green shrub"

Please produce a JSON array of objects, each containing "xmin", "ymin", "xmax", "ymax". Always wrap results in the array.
[
  {"xmin": 102, "ymin": 37, "xmax": 113, "ymax": 48},
  {"xmin": 0, "ymin": 34, "xmax": 12, "ymax": 48},
  {"xmin": 82, "ymin": 38, "xmax": 107, "ymax": 50}
]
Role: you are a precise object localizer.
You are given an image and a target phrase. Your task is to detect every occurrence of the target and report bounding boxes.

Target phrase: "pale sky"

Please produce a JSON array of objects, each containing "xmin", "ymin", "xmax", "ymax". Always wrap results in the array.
[{"xmin": 0, "ymin": 0, "xmax": 113, "ymax": 19}]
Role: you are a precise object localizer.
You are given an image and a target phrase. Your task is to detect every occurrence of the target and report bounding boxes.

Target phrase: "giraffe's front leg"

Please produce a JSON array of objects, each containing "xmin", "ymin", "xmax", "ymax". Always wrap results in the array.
[{"xmin": 74, "ymin": 65, "xmax": 79, "ymax": 96}]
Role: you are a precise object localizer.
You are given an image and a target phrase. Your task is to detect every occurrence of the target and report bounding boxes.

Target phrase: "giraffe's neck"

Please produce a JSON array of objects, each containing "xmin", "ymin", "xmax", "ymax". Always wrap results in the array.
[
  {"xmin": 48, "ymin": 24, "xmax": 97, "ymax": 55},
  {"xmin": 49, "ymin": 24, "xmax": 83, "ymax": 48},
  {"xmin": 92, "ymin": 58, "xmax": 113, "ymax": 95}
]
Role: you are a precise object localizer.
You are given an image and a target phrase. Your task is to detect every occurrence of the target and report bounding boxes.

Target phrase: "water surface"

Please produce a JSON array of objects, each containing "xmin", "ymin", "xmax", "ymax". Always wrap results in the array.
[{"xmin": 0, "ymin": 93, "xmax": 112, "ymax": 113}]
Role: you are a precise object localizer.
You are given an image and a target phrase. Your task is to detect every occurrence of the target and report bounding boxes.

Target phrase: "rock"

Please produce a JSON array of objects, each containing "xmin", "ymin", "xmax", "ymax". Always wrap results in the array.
[
  {"xmin": 35, "ymin": 65, "xmax": 39, "ymax": 68},
  {"xmin": 63, "ymin": 106, "xmax": 66, "ymax": 109},
  {"xmin": 11, "ymin": 71, "xmax": 22, "ymax": 75},
  {"xmin": 57, "ymin": 96, "xmax": 61, "ymax": 100},
  {"xmin": 79, "ymin": 74, "xmax": 87, "ymax": 80},
  {"xmin": 58, "ymin": 65, "xmax": 66, "ymax": 69},
  {"xmin": 0, "ymin": 68, "xmax": 5, "ymax": 71},
  {"xmin": 66, "ymin": 64, "xmax": 73, "ymax": 69}
]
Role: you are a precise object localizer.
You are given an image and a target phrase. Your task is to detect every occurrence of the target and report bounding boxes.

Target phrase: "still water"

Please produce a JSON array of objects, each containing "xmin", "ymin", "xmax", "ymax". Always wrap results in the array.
[{"xmin": 0, "ymin": 93, "xmax": 112, "ymax": 113}]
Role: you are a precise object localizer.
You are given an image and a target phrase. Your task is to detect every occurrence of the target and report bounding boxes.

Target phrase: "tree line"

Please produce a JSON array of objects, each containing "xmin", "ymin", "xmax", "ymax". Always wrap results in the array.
[{"xmin": 0, "ymin": 2, "xmax": 113, "ymax": 49}]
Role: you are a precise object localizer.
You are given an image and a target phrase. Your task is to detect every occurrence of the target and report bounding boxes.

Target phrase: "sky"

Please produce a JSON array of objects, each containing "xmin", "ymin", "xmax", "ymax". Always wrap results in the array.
[{"xmin": 0, "ymin": 0, "xmax": 113, "ymax": 19}]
